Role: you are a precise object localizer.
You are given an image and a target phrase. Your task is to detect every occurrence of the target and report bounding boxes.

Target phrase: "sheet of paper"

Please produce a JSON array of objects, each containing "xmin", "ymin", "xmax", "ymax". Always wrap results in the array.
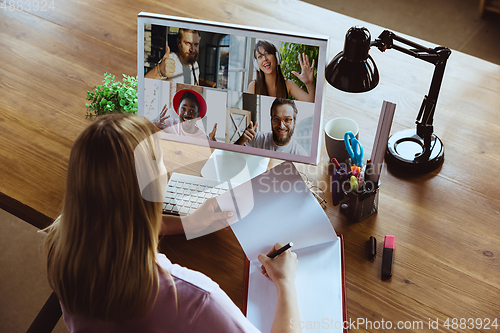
[
  {"xmin": 216, "ymin": 161, "xmax": 337, "ymax": 262},
  {"xmin": 247, "ymin": 240, "xmax": 344, "ymax": 333}
]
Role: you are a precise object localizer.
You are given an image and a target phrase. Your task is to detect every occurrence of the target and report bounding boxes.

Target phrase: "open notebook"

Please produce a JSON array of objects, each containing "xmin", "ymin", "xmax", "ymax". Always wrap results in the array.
[{"xmin": 216, "ymin": 161, "xmax": 347, "ymax": 332}]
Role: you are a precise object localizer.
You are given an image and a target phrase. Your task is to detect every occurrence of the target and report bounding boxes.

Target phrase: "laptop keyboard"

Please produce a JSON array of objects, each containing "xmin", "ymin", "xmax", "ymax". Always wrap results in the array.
[{"xmin": 163, "ymin": 173, "xmax": 229, "ymax": 216}]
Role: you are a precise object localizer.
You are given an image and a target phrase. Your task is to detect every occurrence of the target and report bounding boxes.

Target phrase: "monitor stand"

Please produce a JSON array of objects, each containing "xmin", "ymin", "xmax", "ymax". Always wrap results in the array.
[{"xmin": 200, "ymin": 149, "xmax": 270, "ymax": 185}]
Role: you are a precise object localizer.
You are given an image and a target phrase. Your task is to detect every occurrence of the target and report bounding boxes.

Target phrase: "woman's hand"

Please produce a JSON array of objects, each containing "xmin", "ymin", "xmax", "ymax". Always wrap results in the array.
[
  {"xmin": 287, "ymin": 53, "xmax": 316, "ymax": 102},
  {"xmin": 258, "ymin": 243, "xmax": 298, "ymax": 288},
  {"xmin": 181, "ymin": 197, "xmax": 234, "ymax": 234},
  {"xmin": 259, "ymin": 243, "xmax": 301, "ymax": 333},
  {"xmin": 291, "ymin": 53, "xmax": 315, "ymax": 85}
]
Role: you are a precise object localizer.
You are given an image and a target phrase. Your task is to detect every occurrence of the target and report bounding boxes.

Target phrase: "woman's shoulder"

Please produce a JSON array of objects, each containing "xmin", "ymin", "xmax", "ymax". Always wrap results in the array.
[
  {"xmin": 247, "ymin": 80, "xmax": 256, "ymax": 93},
  {"xmin": 157, "ymin": 253, "xmax": 219, "ymax": 292},
  {"xmin": 284, "ymin": 78, "xmax": 297, "ymax": 92},
  {"xmin": 285, "ymin": 78, "xmax": 298, "ymax": 89}
]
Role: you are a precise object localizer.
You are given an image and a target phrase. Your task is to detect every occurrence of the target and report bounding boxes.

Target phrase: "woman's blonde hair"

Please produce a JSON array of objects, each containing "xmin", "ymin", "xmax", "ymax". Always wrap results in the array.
[{"xmin": 45, "ymin": 113, "xmax": 165, "ymax": 321}]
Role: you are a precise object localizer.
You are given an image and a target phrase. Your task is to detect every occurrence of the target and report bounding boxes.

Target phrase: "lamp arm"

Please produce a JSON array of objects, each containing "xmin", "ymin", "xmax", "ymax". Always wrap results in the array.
[
  {"xmin": 371, "ymin": 30, "xmax": 448, "ymax": 65},
  {"xmin": 415, "ymin": 54, "xmax": 449, "ymax": 133},
  {"xmin": 371, "ymin": 30, "xmax": 451, "ymax": 138}
]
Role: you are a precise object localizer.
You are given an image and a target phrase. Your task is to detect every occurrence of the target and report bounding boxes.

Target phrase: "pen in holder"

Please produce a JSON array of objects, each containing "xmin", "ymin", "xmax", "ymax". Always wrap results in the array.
[{"xmin": 340, "ymin": 180, "xmax": 379, "ymax": 222}]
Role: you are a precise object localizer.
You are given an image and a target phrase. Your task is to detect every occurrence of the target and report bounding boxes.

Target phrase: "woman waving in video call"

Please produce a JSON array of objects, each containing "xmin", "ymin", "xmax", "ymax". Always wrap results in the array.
[{"xmin": 247, "ymin": 40, "xmax": 315, "ymax": 103}]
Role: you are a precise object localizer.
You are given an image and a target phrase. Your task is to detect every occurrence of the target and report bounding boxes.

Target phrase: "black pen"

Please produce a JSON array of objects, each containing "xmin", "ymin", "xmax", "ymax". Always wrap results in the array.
[
  {"xmin": 364, "ymin": 159, "xmax": 373, "ymax": 184},
  {"xmin": 268, "ymin": 242, "xmax": 293, "ymax": 258}
]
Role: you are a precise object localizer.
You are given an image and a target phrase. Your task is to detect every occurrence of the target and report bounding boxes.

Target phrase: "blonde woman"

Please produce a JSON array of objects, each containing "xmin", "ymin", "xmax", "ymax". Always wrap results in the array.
[{"xmin": 44, "ymin": 114, "xmax": 301, "ymax": 332}]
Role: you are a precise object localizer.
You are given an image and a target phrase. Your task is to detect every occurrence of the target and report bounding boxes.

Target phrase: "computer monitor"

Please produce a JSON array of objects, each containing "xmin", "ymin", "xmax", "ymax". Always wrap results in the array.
[{"xmin": 137, "ymin": 13, "xmax": 329, "ymax": 179}]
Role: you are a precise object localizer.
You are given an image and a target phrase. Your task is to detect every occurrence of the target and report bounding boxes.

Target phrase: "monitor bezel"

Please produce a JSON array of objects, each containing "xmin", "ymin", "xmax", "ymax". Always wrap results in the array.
[{"xmin": 137, "ymin": 12, "xmax": 329, "ymax": 165}]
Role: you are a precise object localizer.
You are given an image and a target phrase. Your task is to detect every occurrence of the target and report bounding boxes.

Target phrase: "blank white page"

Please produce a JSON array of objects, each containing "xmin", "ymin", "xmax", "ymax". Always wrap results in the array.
[
  {"xmin": 247, "ymin": 239, "xmax": 343, "ymax": 333},
  {"xmin": 216, "ymin": 161, "xmax": 337, "ymax": 262}
]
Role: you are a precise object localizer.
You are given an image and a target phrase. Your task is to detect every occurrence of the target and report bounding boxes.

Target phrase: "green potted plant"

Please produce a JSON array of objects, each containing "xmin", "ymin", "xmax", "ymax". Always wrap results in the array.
[{"xmin": 85, "ymin": 73, "xmax": 138, "ymax": 119}]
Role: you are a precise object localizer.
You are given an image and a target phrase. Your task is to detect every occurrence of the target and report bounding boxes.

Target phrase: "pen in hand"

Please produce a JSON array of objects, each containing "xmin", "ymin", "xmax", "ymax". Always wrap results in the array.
[
  {"xmin": 267, "ymin": 242, "xmax": 294, "ymax": 258},
  {"xmin": 259, "ymin": 242, "xmax": 297, "ymax": 281}
]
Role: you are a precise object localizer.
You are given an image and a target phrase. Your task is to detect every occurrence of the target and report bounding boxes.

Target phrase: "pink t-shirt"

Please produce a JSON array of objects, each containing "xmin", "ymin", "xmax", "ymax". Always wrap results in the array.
[{"xmin": 61, "ymin": 254, "xmax": 260, "ymax": 333}]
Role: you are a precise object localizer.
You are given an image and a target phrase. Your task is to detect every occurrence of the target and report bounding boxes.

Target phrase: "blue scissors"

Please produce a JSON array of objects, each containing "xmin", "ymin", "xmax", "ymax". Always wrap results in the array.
[{"xmin": 344, "ymin": 131, "xmax": 363, "ymax": 166}]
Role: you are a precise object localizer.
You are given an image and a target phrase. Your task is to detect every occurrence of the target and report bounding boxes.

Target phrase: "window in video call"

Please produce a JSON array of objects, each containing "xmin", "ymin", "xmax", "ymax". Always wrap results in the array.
[{"xmin": 138, "ymin": 14, "xmax": 328, "ymax": 164}]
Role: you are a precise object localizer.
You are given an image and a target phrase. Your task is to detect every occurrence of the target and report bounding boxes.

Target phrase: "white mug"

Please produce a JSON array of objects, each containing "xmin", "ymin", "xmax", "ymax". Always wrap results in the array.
[{"xmin": 324, "ymin": 117, "xmax": 359, "ymax": 165}]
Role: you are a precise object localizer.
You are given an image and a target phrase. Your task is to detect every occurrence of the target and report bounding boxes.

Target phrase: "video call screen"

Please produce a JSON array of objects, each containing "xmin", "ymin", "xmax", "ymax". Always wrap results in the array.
[{"xmin": 137, "ymin": 13, "xmax": 329, "ymax": 165}]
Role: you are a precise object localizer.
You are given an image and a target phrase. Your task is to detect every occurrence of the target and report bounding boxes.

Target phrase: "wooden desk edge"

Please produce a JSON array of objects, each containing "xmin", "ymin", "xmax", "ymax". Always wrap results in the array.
[{"xmin": 0, "ymin": 192, "xmax": 52, "ymax": 230}]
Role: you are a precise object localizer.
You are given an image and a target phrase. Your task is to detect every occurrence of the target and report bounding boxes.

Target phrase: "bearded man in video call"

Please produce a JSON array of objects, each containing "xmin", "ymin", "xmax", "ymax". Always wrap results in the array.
[
  {"xmin": 145, "ymin": 28, "xmax": 200, "ymax": 85},
  {"xmin": 235, "ymin": 98, "xmax": 308, "ymax": 156}
]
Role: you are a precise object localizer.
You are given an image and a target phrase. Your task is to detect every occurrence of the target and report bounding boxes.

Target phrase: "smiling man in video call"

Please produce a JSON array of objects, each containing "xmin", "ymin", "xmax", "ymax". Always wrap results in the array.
[
  {"xmin": 235, "ymin": 98, "xmax": 308, "ymax": 156},
  {"xmin": 160, "ymin": 89, "xmax": 217, "ymax": 141},
  {"xmin": 145, "ymin": 28, "xmax": 200, "ymax": 85}
]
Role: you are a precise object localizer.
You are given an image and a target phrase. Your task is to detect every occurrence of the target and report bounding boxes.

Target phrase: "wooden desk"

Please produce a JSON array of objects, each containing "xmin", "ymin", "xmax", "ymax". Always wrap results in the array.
[{"xmin": 1, "ymin": 0, "xmax": 499, "ymax": 331}]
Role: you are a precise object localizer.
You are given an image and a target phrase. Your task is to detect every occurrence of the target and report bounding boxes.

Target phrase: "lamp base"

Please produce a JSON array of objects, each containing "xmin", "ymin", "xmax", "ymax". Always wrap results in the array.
[{"xmin": 385, "ymin": 129, "xmax": 444, "ymax": 174}]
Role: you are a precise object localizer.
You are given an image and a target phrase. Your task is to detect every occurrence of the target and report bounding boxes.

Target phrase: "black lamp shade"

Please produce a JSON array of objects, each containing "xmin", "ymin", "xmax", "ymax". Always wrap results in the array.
[{"xmin": 326, "ymin": 27, "xmax": 379, "ymax": 93}]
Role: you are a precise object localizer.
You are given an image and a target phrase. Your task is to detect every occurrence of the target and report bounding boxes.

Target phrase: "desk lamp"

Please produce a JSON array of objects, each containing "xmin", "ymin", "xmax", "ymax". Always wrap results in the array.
[{"xmin": 326, "ymin": 26, "xmax": 451, "ymax": 173}]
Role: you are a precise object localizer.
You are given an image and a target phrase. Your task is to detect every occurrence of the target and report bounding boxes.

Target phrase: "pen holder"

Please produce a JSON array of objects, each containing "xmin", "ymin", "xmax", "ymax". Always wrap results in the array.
[{"xmin": 340, "ymin": 182, "xmax": 379, "ymax": 222}]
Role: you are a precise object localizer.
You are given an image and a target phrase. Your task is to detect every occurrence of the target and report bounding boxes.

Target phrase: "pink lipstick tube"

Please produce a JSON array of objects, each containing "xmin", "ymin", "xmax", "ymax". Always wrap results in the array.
[{"xmin": 382, "ymin": 235, "xmax": 395, "ymax": 279}]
